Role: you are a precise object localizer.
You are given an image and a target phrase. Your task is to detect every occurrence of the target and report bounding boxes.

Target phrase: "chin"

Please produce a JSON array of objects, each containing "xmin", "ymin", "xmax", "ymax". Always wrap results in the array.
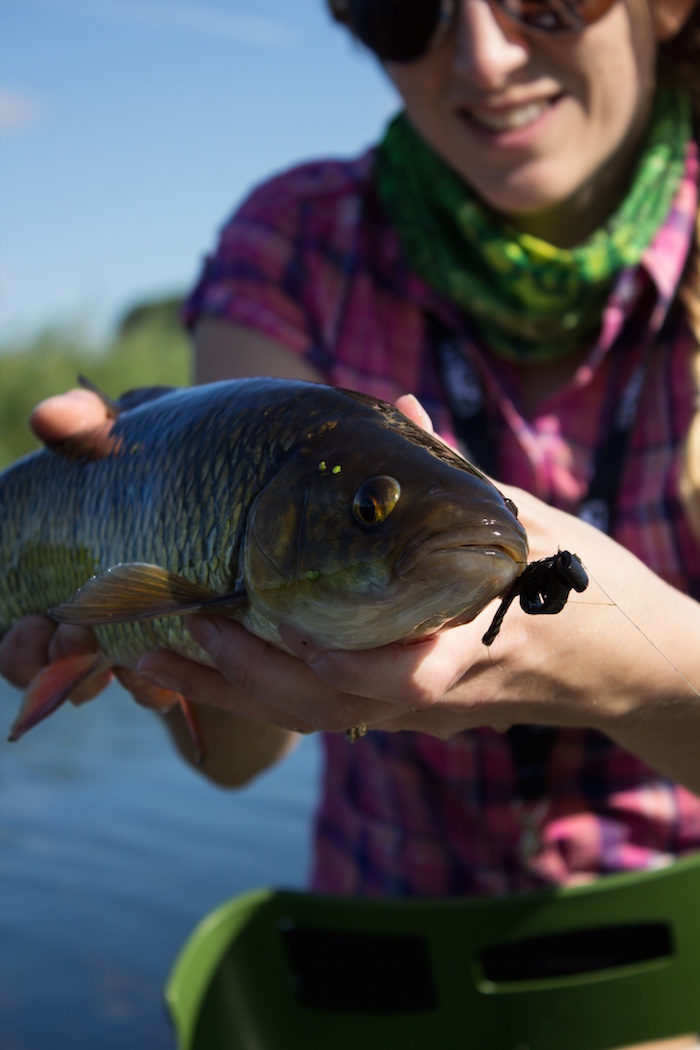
[{"xmin": 465, "ymin": 170, "xmax": 587, "ymax": 239}]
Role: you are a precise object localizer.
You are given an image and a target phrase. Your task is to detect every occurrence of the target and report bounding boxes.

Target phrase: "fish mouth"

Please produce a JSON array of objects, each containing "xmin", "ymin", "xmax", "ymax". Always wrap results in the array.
[
  {"xmin": 383, "ymin": 527, "xmax": 527, "ymax": 640},
  {"xmin": 394, "ymin": 526, "xmax": 528, "ymax": 580}
]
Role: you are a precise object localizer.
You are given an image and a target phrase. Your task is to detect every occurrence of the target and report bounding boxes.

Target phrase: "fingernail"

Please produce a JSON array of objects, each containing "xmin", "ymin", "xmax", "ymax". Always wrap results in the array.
[{"xmin": 137, "ymin": 670, "xmax": 181, "ymax": 693}]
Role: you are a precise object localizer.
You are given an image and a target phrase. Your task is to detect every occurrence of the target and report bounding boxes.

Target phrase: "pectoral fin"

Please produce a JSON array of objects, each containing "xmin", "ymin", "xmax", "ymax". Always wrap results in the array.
[
  {"xmin": 50, "ymin": 563, "xmax": 246, "ymax": 626},
  {"xmin": 114, "ymin": 667, "xmax": 207, "ymax": 764},
  {"xmin": 8, "ymin": 651, "xmax": 105, "ymax": 741}
]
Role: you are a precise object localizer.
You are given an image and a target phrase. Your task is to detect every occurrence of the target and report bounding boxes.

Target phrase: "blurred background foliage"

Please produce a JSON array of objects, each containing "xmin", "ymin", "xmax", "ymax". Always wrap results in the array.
[{"xmin": 0, "ymin": 296, "xmax": 191, "ymax": 469}]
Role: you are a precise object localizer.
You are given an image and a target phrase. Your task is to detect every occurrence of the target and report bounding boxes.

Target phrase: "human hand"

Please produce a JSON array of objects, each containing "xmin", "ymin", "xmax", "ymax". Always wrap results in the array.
[
  {"xmin": 129, "ymin": 392, "xmax": 613, "ymax": 738},
  {"xmin": 5, "ymin": 388, "xmax": 699, "ymax": 792},
  {"xmin": 1, "ymin": 390, "xmax": 116, "ymax": 705},
  {"xmin": 276, "ymin": 482, "xmax": 700, "ymax": 797},
  {"xmin": 138, "ymin": 393, "xmax": 700, "ymax": 771},
  {"xmin": 135, "ymin": 493, "xmax": 646, "ymax": 741},
  {"xmin": 29, "ymin": 387, "xmax": 112, "ymax": 446}
]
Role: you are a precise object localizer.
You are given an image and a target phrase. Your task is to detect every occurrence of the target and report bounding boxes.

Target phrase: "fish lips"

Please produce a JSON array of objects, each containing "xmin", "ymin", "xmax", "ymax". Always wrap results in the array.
[
  {"xmin": 393, "ymin": 526, "xmax": 527, "ymax": 623},
  {"xmin": 394, "ymin": 522, "xmax": 527, "ymax": 575}
]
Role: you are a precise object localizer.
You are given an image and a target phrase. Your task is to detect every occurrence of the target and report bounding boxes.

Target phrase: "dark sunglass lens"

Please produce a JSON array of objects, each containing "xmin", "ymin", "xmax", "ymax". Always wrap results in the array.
[{"xmin": 351, "ymin": 0, "xmax": 447, "ymax": 61}]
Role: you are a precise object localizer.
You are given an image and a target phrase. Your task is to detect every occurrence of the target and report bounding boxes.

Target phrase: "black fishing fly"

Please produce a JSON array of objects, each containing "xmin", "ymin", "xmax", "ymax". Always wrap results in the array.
[{"xmin": 482, "ymin": 550, "xmax": 589, "ymax": 646}]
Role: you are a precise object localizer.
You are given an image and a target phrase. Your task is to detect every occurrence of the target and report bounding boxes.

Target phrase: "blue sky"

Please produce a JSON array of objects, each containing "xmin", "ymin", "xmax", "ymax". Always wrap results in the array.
[{"xmin": 1, "ymin": 0, "xmax": 398, "ymax": 341}]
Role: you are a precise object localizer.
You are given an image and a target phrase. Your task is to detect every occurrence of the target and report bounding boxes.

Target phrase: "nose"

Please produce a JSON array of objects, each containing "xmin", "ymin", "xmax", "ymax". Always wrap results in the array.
[{"xmin": 452, "ymin": 0, "xmax": 530, "ymax": 91}]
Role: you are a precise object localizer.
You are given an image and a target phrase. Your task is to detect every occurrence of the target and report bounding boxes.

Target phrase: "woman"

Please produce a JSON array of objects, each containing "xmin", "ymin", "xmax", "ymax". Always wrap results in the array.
[{"xmin": 3, "ymin": 0, "xmax": 700, "ymax": 896}]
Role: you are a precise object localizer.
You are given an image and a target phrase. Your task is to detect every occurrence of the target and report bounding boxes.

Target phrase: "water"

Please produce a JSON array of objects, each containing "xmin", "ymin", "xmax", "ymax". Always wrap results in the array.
[{"xmin": 0, "ymin": 680, "xmax": 322, "ymax": 1050}]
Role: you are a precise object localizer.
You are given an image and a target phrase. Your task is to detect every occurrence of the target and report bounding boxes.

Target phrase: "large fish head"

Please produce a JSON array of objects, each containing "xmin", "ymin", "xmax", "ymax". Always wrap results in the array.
[{"xmin": 243, "ymin": 394, "xmax": 528, "ymax": 650}]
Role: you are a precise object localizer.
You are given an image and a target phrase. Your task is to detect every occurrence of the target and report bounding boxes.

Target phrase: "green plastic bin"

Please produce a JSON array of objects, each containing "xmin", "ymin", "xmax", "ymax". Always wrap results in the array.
[{"xmin": 166, "ymin": 852, "xmax": 700, "ymax": 1050}]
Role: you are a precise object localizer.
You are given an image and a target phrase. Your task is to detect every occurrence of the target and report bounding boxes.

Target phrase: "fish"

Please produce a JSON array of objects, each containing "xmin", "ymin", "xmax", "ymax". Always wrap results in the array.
[{"xmin": 0, "ymin": 378, "xmax": 532, "ymax": 748}]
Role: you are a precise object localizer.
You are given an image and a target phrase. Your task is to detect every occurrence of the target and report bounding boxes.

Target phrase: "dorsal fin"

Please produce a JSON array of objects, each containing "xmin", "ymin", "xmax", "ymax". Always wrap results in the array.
[
  {"xmin": 78, "ymin": 374, "xmax": 177, "ymax": 415},
  {"xmin": 43, "ymin": 378, "xmax": 179, "ymax": 461},
  {"xmin": 77, "ymin": 374, "xmax": 121, "ymax": 418}
]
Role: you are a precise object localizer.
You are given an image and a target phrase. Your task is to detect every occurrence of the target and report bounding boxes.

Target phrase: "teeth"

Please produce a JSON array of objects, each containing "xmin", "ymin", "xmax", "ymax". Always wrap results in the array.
[{"xmin": 471, "ymin": 101, "xmax": 549, "ymax": 131}]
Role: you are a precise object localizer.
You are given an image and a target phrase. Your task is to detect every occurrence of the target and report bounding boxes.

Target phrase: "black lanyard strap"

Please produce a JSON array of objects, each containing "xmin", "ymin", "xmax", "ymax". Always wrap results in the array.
[
  {"xmin": 432, "ymin": 315, "xmax": 651, "ymax": 530},
  {"xmin": 430, "ymin": 319, "xmax": 498, "ymax": 477},
  {"xmin": 430, "ymin": 315, "xmax": 653, "ymax": 802},
  {"xmin": 576, "ymin": 349, "xmax": 651, "ymax": 534}
]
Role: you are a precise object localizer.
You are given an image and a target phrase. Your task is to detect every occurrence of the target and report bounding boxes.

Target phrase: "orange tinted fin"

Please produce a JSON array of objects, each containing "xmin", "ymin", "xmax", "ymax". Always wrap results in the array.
[
  {"xmin": 178, "ymin": 697, "xmax": 207, "ymax": 765},
  {"xmin": 114, "ymin": 668, "xmax": 207, "ymax": 764},
  {"xmin": 49, "ymin": 563, "xmax": 224, "ymax": 626},
  {"xmin": 8, "ymin": 651, "xmax": 104, "ymax": 741},
  {"xmin": 112, "ymin": 666, "xmax": 179, "ymax": 710}
]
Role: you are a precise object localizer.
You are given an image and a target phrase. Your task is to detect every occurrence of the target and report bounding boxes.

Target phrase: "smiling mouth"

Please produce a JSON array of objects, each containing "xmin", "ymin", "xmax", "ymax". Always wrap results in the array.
[{"xmin": 463, "ymin": 95, "xmax": 562, "ymax": 132}]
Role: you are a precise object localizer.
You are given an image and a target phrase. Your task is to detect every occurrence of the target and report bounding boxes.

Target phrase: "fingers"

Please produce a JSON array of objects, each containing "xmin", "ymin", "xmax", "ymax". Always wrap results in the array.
[
  {"xmin": 0, "ymin": 615, "xmax": 57, "ymax": 689},
  {"xmin": 47, "ymin": 623, "xmax": 98, "ymax": 664},
  {"xmin": 137, "ymin": 617, "xmax": 401, "ymax": 735},
  {"xmin": 0, "ymin": 617, "xmax": 111, "ymax": 703},
  {"xmin": 395, "ymin": 393, "xmax": 464, "ymax": 457},
  {"xmin": 279, "ymin": 622, "xmax": 483, "ymax": 711},
  {"xmin": 138, "ymin": 649, "xmax": 315, "ymax": 733},
  {"xmin": 50, "ymin": 627, "xmax": 114, "ymax": 703},
  {"xmin": 395, "ymin": 393, "xmax": 435, "ymax": 432},
  {"xmin": 67, "ymin": 674, "xmax": 116, "ymax": 707},
  {"xmin": 30, "ymin": 389, "xmax": 110, "ymax": 445}
]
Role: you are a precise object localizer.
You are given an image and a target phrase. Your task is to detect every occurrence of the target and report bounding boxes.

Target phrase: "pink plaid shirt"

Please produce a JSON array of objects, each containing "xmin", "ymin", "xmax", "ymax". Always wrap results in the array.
[{"xmin": 185, "ymin": 139, "xmax": 700, "ymax": 896}]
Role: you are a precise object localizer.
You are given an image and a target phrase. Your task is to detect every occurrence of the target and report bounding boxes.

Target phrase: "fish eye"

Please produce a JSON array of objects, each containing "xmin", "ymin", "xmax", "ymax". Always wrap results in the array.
[
  {"xmin": 504, "ymin": 496, "xmax": 519, "ymax": 518},
  {"xmin": 352, "ymin": 476, "xmax": 401, "ymax": 526}
]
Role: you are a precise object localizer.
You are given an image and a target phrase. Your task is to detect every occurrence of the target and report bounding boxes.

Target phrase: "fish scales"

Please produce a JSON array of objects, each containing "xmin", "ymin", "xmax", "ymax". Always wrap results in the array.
[
  {"xmin": 0, "ymin": 382, "xmax": 291, "ymax": 665},
  {"xmin": 1, "ymin": 379, "xmax": 530, "ymax": 730}
]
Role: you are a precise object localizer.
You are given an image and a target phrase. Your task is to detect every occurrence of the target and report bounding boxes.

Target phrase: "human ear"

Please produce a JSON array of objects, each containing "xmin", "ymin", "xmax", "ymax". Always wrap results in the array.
[{"xmin": 649, "ymin": 0, "xmax": 697, "ymax": 41}]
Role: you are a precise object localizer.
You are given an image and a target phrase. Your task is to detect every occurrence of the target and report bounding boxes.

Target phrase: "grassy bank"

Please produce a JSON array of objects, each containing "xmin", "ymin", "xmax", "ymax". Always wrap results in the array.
[{"xmin": 0, "ymin": 298, "xmax": 191, "ymax": 469}]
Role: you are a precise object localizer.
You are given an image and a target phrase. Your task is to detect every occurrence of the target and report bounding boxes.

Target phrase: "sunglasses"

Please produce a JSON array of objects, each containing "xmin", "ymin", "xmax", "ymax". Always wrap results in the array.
[{"xmin": 328, "ymin": 0, "xmax": 617, "ymax": 61}]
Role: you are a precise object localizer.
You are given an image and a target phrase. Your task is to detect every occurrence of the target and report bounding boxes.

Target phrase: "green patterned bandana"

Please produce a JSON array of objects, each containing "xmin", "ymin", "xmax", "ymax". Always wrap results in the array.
[{"xmin": 375, "ymin": 84, "xmax": 692, "ymax": 362}]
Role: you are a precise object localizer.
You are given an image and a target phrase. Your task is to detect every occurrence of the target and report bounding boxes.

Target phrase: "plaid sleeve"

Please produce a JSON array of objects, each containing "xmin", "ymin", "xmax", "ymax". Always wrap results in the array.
[
  {"xmin": 182, "ymin": 155, "xmax": 375, "ymax": 368},
  {"xmin": 182, "ymin": 169, "xmax": 313, "ymax": 355}
]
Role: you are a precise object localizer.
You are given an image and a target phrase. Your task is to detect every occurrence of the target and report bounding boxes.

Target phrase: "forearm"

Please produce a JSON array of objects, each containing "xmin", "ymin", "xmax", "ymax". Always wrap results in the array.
[
  {"xmin": 449, "ymin": 541, "xmax": 700, "ymax": 793},
  {"xmin": 464, "ymin": 500, "xmax": 700, "ymax": 793},
  {"xmin": 193, "ymin": 318, "xmax": 324, "ymax": 384},
  {"xmin": 596, "ymin": 580, "xmax": 700, "ymax": 795},
  {"xmin": 272, "ymin": 481, "xmax": 700, "ymax": 791},
  {"xmin": 607, "ymin": 696, "xmax": 700, "ymax": 797},
  {"xmin": 160, "ymin": 701, "xmax": 300, "ymax": 787}
]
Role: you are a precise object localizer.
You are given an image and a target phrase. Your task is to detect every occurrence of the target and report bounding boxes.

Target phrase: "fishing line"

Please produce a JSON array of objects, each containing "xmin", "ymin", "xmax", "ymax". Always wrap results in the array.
[
  {"xmin": 482, "ymin": 569, "xmax": 699, "ymax": 701},
  {"xmin": 570, "ymin": 567, "xmax": 700, "ymax": 700}
]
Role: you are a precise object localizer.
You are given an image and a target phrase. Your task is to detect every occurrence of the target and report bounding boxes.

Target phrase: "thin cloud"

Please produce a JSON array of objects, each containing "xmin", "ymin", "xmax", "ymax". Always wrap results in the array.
[{"xmin": 0, "ymin": 88, "xmax": 45, "ymax": 135}]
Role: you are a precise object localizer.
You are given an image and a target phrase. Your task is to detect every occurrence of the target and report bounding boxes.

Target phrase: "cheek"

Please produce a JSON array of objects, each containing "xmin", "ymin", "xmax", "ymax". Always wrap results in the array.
[
  {"xmin": 568, "ymin": 10, "xmax": 657, "ymax": 144},
  {"xmin": 583, "ymin": 66, "xmax": 653, "ymax": 180},
  {"xmin": 385, "ymin": 59, "xmax": 446, "ymax": 120}
]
